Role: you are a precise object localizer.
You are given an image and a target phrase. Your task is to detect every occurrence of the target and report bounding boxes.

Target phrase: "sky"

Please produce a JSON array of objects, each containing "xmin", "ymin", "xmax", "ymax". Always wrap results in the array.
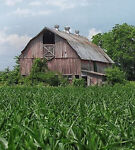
[{"xmin": 0, "ymin": 0, "xmax": 135, "ymax": 70}]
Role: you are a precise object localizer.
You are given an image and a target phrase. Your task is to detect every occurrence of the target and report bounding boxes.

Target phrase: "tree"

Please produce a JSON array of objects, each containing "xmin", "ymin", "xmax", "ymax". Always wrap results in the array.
[
  {"xmin": 105, "ymin": 67, "xmax": 126, "ymax": 85},
  {"xmin": 92, "ymin": 23, "xmax": 135, "ymax": 80},
  {"xmin": 0, "ymin": 57, "xmax": 21, "ymax": 85}
]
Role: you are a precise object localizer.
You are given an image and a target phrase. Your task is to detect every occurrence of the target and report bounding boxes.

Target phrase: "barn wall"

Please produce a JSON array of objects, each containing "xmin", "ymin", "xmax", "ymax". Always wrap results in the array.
[
  {"xmin": 89, "ymin": 74, "xmax": 104, "ymax": 85},
  {"xmin": 20, "ymin": 33, "xmax": 81, "ymax": 75},
  {"xmin": 47, "ymin": 35, "xmax": 81, "ymax": 75},
  {"xmin": 81, "ymin": 61, "xmax": 112, "ymax": 86},
  {"xmin": 96, "ymin": 62, "xmax": 111, "ymax": 74},
  {"xmin": 20, "ymin": 58, "xmax": 33, "ymax": 75},
  {"xmin": 81, "ymin": 60, "xmax": 93, "ymax": 71},
  {"xmin": 81, "ymin": 60, "xmax": 111, "ymax": 74},
  {"xmin": 23, "ymin": 33, "xmax": 43, "ymax": 58},
  {"xmin": 82, "ymin": 71, "xmax": 105, "ymax": 86},
  {"xmin": 48, "ymin": 58, "xmax": 81, "ymax": 75},
  {"xmin": 54, "ymin": 35, "xmax": 79, "ymax": 58},
  {"xmin": 20, "ymin": 33, "xmax": 44, "ymax": 75}
]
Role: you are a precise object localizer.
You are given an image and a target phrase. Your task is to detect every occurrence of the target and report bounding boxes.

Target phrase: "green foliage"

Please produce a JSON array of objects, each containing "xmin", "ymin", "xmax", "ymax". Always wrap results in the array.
[
  {"xmin": 38, "ymin": 71, "xmax": 60, "ymax": 86},
  {"xmin": 105, "ymin": 67, "xmax": 126, "ymax": 85},
  {"xmin": 59, "ymin": 75, "xmax": 69, "ymax": 86},
  {"xmin": 29, "ymin": 58, "xmax": 68, "ymax": 86},
  {"xmin": 72, "ymin": 78, "xmax": 85, "ymax": 87},
  {"xmin": 18, "ymin": 76, "xmax": 33, "ymax": 85},
  {"xmin": 31, "ymin": 58, "xmax": 48, "ymax": 74},
  {"xmin": 0, "ymin": 85, "xmax": 135, "ymax": 149},
  {"xmin": 0, "ymin": 68, "xmax": 20, "ymax": 86},
  {"xmin": 92, "ymin": 23, "xmax": 135, "ymax": 80},
  {"xmin": 30, "ymin": 58, "xmax": 48, "ymax": 81},
  {"xmin": 0, "ymin": 57, "xmax": 68, "ymax": 86},
  {"xmin": 0, "ymin": 57, "xmax": 21, "ymax": 85},
  {"xmin": 0, "ymin": 68, "xmax": 10, "ymax": 84}
]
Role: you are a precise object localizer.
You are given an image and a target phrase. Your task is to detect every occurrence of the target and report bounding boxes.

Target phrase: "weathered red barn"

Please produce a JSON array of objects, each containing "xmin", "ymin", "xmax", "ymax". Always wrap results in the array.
[{"xmin": 19, "ymin": 25, "xmax": 114, "ymax": 85}]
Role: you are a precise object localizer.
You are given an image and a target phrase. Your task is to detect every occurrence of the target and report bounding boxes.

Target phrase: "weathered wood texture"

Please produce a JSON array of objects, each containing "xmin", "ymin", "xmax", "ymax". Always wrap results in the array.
[
  {"xmin": 81, "ymin": 60, "xmax": 111, "ymax": 74},
  {"xmin": 20, "ymin": 33, "xmax": 43, "ymax": 75},
  {"xmin": 96, "ymin": 62, "xmax": 111, "ymax": 74},
  {"xmin": 20, "ymin": 34, "xmax": 81, "ymax": 75},
  {"xmin": 81, "ymin": 60, "xmax": 93, "ymax": 71},
  {"xmin": 82, "ymin": 70, "xmax": 105, "ymax": 85},
  {"xmin": 47, "ymin": 35, "xmax": 81, "ymax": 75},
  {"xmin": 54, "ymin": 36, "xmax": 79, "ymax": 59},
  {"xmin": 48, "ymin": 58, "xmax": 81, "ymax": 75},
  {"xmin": 20, "ymin": 58, "xmax": 33, "ymax": 75},
  {"xmin": 90, "ymin": 74, "xmax": 103, "ymax": 85},
  {"xmin": 23, "ymin": 33, "xmax": 43, "ymax": 58}
]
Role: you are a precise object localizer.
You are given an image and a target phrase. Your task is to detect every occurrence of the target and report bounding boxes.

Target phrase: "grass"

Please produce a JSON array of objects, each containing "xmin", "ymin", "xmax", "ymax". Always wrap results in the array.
[{"xmin": 0, "ymin": 84, "xmax": 135, "ymax": 149}]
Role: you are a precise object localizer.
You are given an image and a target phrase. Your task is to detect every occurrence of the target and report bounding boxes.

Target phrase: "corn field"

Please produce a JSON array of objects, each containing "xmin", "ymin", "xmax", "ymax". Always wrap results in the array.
[{"xmin": 0, "ymin": 84, "xmax": 135, "ymax": 150}]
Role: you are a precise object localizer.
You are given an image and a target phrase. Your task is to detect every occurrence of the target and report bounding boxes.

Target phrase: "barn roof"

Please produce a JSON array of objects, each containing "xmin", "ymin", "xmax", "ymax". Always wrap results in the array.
[{"xmin": 21, "ymin": 27, "xmax": 114, "ymax": 64}]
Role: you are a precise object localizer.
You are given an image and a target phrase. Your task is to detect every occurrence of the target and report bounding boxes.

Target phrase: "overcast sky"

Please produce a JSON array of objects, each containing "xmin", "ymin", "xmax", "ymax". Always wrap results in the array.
[{"xmin": 0, "ymin": 0, "xmax": 135, "ymax": 70}]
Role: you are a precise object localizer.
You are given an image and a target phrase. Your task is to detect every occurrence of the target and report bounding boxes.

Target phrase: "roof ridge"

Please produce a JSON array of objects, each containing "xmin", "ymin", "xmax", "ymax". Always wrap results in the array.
[{"xmin": 58, "ymin": 30, "xmax": 89, "ymax": 41}]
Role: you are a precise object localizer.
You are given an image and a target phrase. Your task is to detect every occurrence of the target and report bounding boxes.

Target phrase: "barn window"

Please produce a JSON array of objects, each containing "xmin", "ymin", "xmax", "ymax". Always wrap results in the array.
[
  {"xmin": 43, "ymin": 30, "xmax": 55, "ymax": 60},
  {"xmin": 93, "ymin": 62, "xmax": 97, "ymax": 72},
  {"xmin": 43, "ymin": 30, "xmax": 55, "ymax": 44}
]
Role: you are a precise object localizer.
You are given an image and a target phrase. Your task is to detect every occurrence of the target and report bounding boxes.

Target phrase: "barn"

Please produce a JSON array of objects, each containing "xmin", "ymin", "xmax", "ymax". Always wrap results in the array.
[{"xmin": 19, "ymin": 25, "xmax": 114, "ymax": 85}]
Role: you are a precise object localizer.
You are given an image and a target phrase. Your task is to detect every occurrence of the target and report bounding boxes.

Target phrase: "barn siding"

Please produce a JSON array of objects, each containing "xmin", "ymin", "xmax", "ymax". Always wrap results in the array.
[
  {"xmin": 81, "ymin": 60, "xmax": 111, "ymax": 74},
  {"xmin": 81, "ymin": 60, "xmax": 92, "ymax": 71},
  {"xmin": 90, "ymin": 74, "xmax": 103, "ymax": 85},
  {"xmin": 48, "ymin": 58, "xmax": 81, "ymax": 75},
  {"xmin": 82, "ymin": 71, "xmax": 105, "ymax": 85},
  {"xmin": 23, "ymin": 33, "xmax": 43, "ymax": 59},
  {"xmin": 20, "ymin": 33, "xmax": 81, "ymax": 75},
  {"xmin": 20, "ymin": 33, "xmax": 43, "ymax": 75},
  {"xmin": 20, "ymin": 58, "xmax": 33, "ymax": 75},
  {"xmin": 96, "ymin": 62, "xmax": 111, "ymax": 74},
  {"xmin": 48, "ymin": 35, "xmax": 81, "ymax": 75},
  {"xmin": 55, "ymin": 35, "xmax": 79, "ymax": 59}
]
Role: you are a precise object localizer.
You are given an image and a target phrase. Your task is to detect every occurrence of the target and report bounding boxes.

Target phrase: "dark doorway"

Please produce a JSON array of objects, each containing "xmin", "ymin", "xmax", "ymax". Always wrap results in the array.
[
  {"xmin": 93, "ymin": 62, "xmax": 97, "ymax": 72},
  {"xmin": 43, "ymin": 30, "xmax": 55, "ymax": 44},
  {"xmin": 75, "ymin": 75, "xmax": 79, "ymax": 79},
  {"xmin": 82, "ymin": 76, "xmax": 87, "ymax": 86}
]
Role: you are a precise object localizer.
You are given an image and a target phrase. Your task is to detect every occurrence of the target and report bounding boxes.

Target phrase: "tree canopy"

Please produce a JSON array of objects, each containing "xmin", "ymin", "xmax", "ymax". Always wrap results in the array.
[{"xmin": 92, "ymin": 23, "xmax": 135, "ymax": 80}]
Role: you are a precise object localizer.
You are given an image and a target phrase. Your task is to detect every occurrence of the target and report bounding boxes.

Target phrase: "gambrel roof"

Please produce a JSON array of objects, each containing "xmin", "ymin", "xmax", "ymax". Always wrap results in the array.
[{"xmin": 21, "ymin": 27, "xmax": 114, "ymax": 64}]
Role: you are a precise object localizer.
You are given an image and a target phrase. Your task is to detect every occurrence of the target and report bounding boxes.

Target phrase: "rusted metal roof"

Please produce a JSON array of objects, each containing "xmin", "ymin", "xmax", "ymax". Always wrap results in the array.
[{"xmin": 21, "ymin": 27, "xmax": 114, "ymax": 64}]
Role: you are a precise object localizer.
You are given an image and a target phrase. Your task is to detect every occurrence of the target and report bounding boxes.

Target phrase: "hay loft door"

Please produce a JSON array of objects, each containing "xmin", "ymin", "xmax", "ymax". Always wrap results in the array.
[
  {"xmin": 43, "ymin": 44, "xmax": 55, "ymax": 60},
  {"xmin": 43, "ymin": 30, "xmax": 55, "ymax": 60}
]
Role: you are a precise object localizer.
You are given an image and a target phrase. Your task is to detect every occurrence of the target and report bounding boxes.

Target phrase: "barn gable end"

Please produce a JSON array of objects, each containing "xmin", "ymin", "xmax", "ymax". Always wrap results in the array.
[{"xmin": 20, "ymin": 29, "xmax": 81, "ymax": 76}]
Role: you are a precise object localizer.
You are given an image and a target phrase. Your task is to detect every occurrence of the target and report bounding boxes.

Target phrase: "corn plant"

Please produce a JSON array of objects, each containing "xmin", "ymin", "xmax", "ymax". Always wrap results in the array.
[{"xmin": 0, "ymin": 83, "xmax": 135, "ymax": 149}]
